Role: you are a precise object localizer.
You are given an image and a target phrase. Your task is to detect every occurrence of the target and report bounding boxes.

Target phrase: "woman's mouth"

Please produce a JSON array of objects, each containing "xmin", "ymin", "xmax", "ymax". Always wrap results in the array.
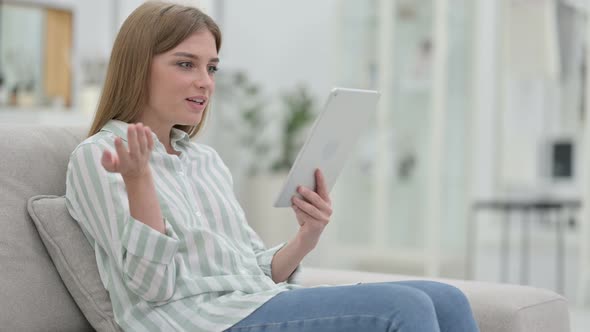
[
  {"xmin": 185, "ymin": 97, "xmax": 206, "ymax": 105},
  {"xmin": 185, "ymin": 97, "xmax": 207, "ymax": 111}
]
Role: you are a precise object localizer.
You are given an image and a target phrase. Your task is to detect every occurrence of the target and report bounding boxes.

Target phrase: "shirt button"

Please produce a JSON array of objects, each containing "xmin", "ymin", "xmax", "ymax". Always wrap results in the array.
[{"xmin": 196, "ymin": 211, "xmax": 202, "ymax": 217}]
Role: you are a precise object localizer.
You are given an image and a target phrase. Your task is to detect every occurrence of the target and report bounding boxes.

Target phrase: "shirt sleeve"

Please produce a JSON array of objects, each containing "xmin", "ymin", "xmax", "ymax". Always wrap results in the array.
[
  {"xmin": 243, "ymin": 224, "xmax": 301, "ymax": 283},
  {"xmin": 65, "ymin": 141, "xmax": 179, "ymax": 302}
]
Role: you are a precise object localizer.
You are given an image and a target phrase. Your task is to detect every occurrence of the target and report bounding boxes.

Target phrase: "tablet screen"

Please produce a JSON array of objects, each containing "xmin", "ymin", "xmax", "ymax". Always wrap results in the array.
[{"xmin": 274, "ymin": 87, "xmax": 380, "ymax": 208}]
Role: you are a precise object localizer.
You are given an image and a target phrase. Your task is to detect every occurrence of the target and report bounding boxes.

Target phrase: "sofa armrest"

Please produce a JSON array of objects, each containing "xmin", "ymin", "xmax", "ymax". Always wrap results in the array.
[{"xmin": 293, "ymin": 267, "xmax": 570, "ymax": 332}]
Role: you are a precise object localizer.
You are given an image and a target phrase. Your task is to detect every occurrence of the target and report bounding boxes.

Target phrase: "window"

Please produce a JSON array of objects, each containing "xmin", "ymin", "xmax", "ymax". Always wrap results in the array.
[{"xmin": 0, "ymin": 3, "xmax": 73, "ymax": 109}]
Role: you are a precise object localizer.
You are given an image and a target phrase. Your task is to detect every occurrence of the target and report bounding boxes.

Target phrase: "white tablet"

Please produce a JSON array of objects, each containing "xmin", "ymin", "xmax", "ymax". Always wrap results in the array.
[{"xmin": 274, "ymin": 87, "xmax": 381, "ymax": 207}]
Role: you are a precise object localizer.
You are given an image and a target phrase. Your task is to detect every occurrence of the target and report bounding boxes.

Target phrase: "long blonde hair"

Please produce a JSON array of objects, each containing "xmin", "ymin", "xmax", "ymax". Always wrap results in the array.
[{"xmin": 88, "ymin": 1, "xmax": 222, "ymax": 138}]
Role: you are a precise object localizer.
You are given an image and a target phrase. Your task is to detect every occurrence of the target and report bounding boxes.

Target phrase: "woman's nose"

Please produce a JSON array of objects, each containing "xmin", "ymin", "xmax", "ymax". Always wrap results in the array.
[{"xmin": 193, "ymin": 68, "xmax": 213, "ymax": 90}]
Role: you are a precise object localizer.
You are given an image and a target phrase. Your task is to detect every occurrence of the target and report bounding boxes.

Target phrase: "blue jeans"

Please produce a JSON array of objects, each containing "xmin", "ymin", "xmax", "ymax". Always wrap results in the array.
[{"xmin": 225, "ymin": 281, "xmax": 480, "ymax": 332}]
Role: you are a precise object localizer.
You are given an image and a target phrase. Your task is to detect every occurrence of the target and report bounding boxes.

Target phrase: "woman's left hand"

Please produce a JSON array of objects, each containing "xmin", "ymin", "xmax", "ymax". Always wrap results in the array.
[{"xmin": 292, "ymin": 169, "xmax": 333, "ymax": 251}]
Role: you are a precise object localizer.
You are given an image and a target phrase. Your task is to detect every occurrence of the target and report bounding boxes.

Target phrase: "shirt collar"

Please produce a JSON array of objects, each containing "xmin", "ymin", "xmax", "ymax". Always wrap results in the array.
[
  {"xmin": 170, "ymin": 126, "xmax": 190, "ymax": 146},
  {"xmin": 101, "ymin": 119, "xmax": 129, "ymax": 140},
  {"xmin": 101, "ymin": 119, "xmax": 190, "ymax": 147}
]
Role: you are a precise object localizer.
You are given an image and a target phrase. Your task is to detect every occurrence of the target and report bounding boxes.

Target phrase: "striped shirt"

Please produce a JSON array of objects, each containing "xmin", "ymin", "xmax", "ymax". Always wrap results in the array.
[{"xmin": 65, "ymin": 119, "xmax": 303, "ymax": 331}]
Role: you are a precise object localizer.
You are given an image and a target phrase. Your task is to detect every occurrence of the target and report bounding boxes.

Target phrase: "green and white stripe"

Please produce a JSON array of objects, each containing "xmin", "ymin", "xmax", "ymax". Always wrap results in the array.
[{"xmin": 65, "ymin": 120, "xmax": 302, "ymax": 331}]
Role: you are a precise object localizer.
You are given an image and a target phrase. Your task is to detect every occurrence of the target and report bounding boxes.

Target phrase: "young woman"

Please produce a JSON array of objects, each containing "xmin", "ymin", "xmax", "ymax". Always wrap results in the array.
[{"xmin": 65, "ymin": 2, "xmax": 480, "ymax": 331}]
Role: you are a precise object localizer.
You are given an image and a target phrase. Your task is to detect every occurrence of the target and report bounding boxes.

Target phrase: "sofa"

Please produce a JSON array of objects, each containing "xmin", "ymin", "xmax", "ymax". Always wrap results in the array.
[{"xmin": 0, "ymin": 124, "xmax": 571, "ymax": 332}]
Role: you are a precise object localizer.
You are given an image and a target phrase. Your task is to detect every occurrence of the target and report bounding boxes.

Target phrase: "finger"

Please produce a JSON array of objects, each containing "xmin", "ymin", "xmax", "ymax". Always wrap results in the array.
[
  {"xmin": 315, "ymin": 169, "xmax": 331, "ymax": 203},
  {"xmin": 127, "ymin": 124, "xmax": 139, "ymax": 158},
  {"xmin": 101, "ymin": 150, "xmax": 118, "ymax": 173},
  {"xmin": 294, "ymin": 204, "xmax": 327, "ymax": 230},
  {"xmin": 292, "ymin": 205, "xmax": 305, "ymax": 226},
  {"xmin": 293, "ymin": 205, "xmax": 312, "ymax": 225},
  {"xmin": 136, "ymin": 123, "xmax": 147, "ymax": 154},
  {"xmin": 114, "ymin": 136, "xmax": 129, "ymax": 166},
  {"xmin": 298, "ymin": 186, "xmax": 331, "ymax": 214},
  {"xmin": 144, "ymin": 126, "xmax": 154, "ymax": 151},
  {"xmin": 292, "ymin": 196, "xmax": 327, "ymax": 222}
]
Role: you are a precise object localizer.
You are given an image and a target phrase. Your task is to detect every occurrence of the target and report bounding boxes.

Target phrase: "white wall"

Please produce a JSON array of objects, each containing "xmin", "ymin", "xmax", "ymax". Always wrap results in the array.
[{"xmin": 217, "ymin": 0, "xmax": 338, "ymax": 99}]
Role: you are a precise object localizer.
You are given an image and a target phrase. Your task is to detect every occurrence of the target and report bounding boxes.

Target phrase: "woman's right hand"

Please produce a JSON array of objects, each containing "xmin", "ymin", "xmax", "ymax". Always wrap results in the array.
[{"xmin": 101, "ymin": 123, "xmax": 155, "ymax": 179}]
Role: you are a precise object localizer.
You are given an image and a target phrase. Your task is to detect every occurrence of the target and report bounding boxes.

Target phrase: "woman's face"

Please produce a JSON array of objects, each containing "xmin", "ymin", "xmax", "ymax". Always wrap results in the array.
[{"xmin": 145, "ymin": 30, "xmax": 219, "ymax": 127}]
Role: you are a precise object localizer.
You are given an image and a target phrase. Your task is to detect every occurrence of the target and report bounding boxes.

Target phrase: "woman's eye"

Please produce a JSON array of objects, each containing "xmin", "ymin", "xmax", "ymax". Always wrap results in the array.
[
  {"xmin": 178, "ymin": 62, "xmax": 193, "ymax": 69},
  {"xmin": 208, "ymin": 66, "xmax": 219, "ymax": 74}
]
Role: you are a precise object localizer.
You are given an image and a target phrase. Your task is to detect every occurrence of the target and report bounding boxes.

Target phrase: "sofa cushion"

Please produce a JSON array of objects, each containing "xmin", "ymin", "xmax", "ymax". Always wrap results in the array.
[
  {"xmin": 28, "ymin": 195, "xmax": 121, "ymax": 332},
  {"xmin": 295, "ymin": 267, "xmax": 571, "ymax": 332},
  {"xmin": 0, "ymin": 125, "xmax": 93, "ymax": 331}
]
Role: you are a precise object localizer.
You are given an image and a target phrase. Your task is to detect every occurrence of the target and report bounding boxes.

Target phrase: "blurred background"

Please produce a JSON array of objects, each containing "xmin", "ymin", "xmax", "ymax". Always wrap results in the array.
[{"xmin": 1, "ymin": 0, "xmax": 589, "ymax": 328}]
